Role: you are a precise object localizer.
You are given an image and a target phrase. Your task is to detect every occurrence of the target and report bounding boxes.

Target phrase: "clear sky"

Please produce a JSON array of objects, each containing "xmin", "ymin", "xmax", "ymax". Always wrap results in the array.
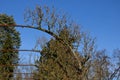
[{"xmin": 0, "ymin": 0, "xmax": 120, "ymax": 57}]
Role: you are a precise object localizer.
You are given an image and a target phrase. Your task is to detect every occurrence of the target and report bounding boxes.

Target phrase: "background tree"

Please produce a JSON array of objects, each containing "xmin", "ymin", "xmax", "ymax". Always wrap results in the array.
[
  {"xmin": 0, "ymin": 14, "xmax": 20, "ymax": 79},
  {"xmin": 109, "ymin": 49, "xmax": 120, "ymax": 80},
  {"xmin": 90, "ymin": 50, "xmax": 110, "ymax": 80}
]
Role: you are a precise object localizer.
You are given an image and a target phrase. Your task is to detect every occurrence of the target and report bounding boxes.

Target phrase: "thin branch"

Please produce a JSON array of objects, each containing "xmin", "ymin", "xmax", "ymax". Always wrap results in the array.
[
  {"xmin": 0, "ymin": 64, "xmax": 35, "ymax": 66},
  {"xmin": 15, "ymin": 78, "xmax": 34, "ymax": 79},
  {"xmin": 2, "ymin": 72, "xmax": 34, "ymax": 74},
  {"xmin": 0, "ymin": 49, "xmax": 41, "ymax": 53},
  {"xmin": 109, "ymin": 66, "xmax": 120, "ymax": 80}
]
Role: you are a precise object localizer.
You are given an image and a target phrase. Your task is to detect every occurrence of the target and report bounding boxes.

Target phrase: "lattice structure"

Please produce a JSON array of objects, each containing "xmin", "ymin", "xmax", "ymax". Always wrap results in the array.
[{"xmin": 0, "ymin": 50, "xmax": 39, "ymax": 80}]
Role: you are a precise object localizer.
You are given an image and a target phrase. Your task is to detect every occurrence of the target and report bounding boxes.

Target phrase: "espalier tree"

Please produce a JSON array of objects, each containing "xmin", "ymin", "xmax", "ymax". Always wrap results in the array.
[
  {"xmin": 0, "ymin": 14, "xmax": 20, "ymax": 79},
  {"xmin": 0, "ymin": 6, "xmax": 119, "ymax": 80}
]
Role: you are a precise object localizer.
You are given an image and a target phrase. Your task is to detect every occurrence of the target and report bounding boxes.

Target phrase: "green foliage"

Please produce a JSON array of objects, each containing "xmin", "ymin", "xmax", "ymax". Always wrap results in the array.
[
  {"xmin": 34, "ymin": 28, "xmax": 82, "ymax": 80},
  {"xmin": 0, "ymin": 14, "xmax": 20, "ymax": 49},
  {"xmin": 0, "ymin": 14, "xmax": 20, "ymax": 79}
]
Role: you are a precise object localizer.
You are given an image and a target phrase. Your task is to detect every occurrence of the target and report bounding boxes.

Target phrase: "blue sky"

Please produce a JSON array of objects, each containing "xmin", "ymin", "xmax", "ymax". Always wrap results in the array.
[{"xmin": 0, "ymin": 0, "xmax": 120, "ymax": 56}]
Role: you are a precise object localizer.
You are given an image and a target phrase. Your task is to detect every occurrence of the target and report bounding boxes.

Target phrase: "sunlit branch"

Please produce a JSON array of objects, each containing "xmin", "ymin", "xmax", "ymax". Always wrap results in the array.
[{"xmin": 0, "ymin": 24, "xmax": 58, "ymax": 39}]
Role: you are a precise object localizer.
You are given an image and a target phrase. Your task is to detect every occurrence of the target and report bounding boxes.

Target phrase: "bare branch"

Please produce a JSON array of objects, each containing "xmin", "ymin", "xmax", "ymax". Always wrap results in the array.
[{"xmin": 109, "ymin": 66, "xmax": 120, "ymax": 80}]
